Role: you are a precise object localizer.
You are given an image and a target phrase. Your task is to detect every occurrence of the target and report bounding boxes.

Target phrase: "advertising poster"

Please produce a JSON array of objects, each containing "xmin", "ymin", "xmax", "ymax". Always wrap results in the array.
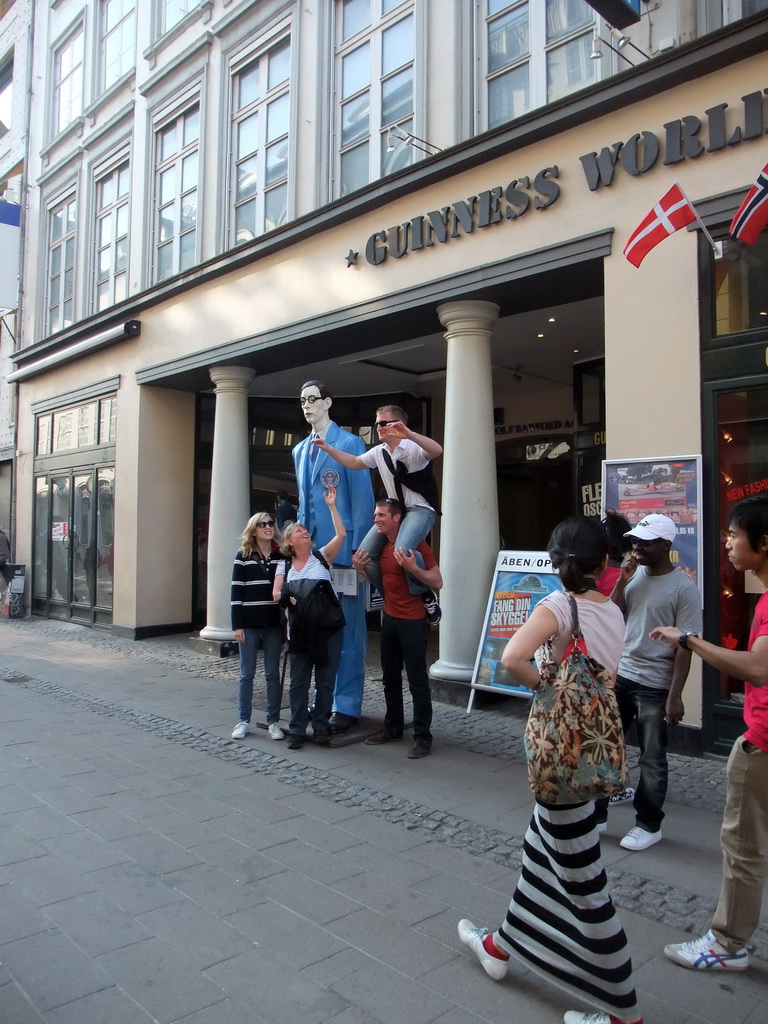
[
  {"xmin": 602, "ymin": 455, "xmax": 702, "ymax": 593},
  {"xmin": 468, "ymin": 550, "xmax": 560, "ymax": 711}
]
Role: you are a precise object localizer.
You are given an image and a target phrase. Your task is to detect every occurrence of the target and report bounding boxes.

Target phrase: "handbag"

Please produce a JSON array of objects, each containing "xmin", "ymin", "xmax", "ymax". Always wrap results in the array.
[{"xmin": 523, "ymin": 594, "xmax": 628, "ymax": 805}]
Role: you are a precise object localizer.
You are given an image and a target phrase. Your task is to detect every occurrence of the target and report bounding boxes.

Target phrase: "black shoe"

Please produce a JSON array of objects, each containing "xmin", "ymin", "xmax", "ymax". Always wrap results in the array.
[
  {"xmin": 287, "ymin": 735, "xmax": 304, "ymax": 750},
  {"xmin": 422, "ymin": 591, "xmax": 442, "ymax": 625},
  {"xmin": 329, "ymin": 712, "xmax": 358, "ymax": 734},
  {"xmin": 407, "ymin": 740, "xmax": 432, "ymax": 759},
  {"xmin": 312, "ymin": 731, "xmax": 331, "ymax": 745},
  {"xmin": 365, "ymin": 730, "xmax": 403, "ymax": 745}
]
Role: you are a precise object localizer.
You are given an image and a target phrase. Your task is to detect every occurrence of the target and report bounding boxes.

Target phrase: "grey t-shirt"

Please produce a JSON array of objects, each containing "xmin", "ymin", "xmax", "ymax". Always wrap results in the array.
[{"xmin": 618, "ymin": 566, "xmax": 702, "ymax": 690}]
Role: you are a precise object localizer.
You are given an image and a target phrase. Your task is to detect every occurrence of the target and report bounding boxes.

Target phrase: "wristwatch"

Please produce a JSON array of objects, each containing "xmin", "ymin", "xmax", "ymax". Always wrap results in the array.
[{"xmin": 678, "ymin": 631, "xmax": 699, "ymax": 650}]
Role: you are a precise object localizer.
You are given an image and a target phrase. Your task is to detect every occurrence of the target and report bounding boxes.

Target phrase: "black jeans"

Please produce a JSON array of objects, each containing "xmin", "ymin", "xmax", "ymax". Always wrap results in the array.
[
  {"xmin": 380, "ymin": 614, "xmax": 432, "ymax": 744},
  {"xmin": 596, "ymin": 674, "xmax": 668, "ymax": 832}
]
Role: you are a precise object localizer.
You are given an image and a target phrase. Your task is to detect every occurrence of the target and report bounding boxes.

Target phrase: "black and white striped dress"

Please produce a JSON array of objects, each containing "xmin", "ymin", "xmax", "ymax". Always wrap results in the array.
[
  {"xmin": 494, "ymin": 592, "xmax": 639, "ymax": 1020},
  {"xmin": 495, "ymin": 800, "xmax": 638, "ymax": 1018}
]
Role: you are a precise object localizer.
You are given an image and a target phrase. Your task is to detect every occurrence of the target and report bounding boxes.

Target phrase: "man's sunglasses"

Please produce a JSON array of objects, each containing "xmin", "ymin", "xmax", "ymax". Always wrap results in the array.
[
  {"xmin": 631, "ymin": 537, "xmax": 661, "ymax": 547},
  {"xmin": 258, "ymin": 520, "xmax": 276, "ymax": 528},
  {"xmin": 375, "ymin": 419, "xmax": 398, "ymax": 427}
]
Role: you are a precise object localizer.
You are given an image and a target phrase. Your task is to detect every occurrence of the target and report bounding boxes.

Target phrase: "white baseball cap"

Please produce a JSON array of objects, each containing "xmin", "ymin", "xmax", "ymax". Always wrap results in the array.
[{"xmin": 624, "ymin": 513, "xmax": 677, "ymax": 543}]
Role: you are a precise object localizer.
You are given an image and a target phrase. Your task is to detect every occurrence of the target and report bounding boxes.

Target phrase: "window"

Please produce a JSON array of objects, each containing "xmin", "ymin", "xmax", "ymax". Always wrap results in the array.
[
  {"xmin": 712, "ymin": 233, "xmax": 768, "ymax": 337},
  {"xmin": 335, "ymin": 0, "xmax": 417, "ymax": 197},
  {"xmin": 46, "ymin": 196, "xmax": 77, "ymax": 334},
  {"xmin": 35, "ymin": 396, "xmax": 117, "ymax": 457},
  {"xmin": 230, "ymin": 38, "xmax": 290, "ymax": 246},
  {"xmin": 0, "ymin": 57, "xmax": 13, "ymax": 137},
  {"xmin": 482, "ymin": 0, "xmax": 596, "ymax": 130},
  {"xmin": 101, "ymin": 0, "xmax": 136, "ymax": 92},
  {"xmin": 153, "ymin": 105, "xmax": 199, "ymax": 282},
  {"xmin": 94, "ymin": 161, "xmax": 130, "ymax": 311},
  {"xmin": 54, "ymin": 25, "xmax": 84, "ymax": 135},
  {"xmin": 162, "ymin": 0, "xmax": 194, "ymax": 35}
]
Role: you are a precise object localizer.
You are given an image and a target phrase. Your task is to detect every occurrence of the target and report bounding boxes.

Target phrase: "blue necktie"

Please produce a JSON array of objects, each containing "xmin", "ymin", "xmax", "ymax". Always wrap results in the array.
[{"xmin": 310, "ymin": 434, "xmax": 319, "ymax": 465}]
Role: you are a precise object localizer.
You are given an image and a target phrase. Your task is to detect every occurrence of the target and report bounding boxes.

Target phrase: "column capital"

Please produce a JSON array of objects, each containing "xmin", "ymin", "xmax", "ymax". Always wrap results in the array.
[
  {"xmin": 436, "ymin": 300, "xmax": 500, "ymax": 335},
  {"xmin": 209, "ymin": 365, "xmax": 255, "ymax": 393}
]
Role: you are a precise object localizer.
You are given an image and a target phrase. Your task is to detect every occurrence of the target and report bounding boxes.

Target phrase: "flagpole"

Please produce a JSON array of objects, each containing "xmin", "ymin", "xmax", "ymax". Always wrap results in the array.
[{"xmin": 676, "ymin": 180, "xmax": 720, "ymax": 255}]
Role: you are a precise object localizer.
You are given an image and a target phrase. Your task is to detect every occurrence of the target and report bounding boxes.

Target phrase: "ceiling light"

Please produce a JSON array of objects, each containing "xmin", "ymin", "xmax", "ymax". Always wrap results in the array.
[
  {"xmin": 548, "ymin": 317, "xmax": 556, "ymax": 322},
  {"xmin": 537, "ymin": 333, "xmax": 544, "ymax": 338}
]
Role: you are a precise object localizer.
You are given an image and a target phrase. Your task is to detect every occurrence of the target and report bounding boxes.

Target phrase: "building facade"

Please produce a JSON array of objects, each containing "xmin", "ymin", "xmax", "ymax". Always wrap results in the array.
[{"xmin": 6, "ymin": 0, "xmax": 768, "ymax": 753}]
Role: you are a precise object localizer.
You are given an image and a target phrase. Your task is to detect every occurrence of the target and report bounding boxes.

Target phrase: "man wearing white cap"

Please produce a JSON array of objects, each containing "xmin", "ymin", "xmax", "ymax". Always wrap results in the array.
[{"xmin": 596, "ymin": 513, "xmax": 702, "ymax": 851}]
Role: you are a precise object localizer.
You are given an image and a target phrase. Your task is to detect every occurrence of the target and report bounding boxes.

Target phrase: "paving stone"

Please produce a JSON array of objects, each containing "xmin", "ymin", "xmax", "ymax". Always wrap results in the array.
[
  {"xmin": 42, "ymin": 985, "xmax": 157, "ymax": 1024},
  {"xmin": 110, "ymin": 830, "xmax": 205, "ymax": 875},
  {"xmin": 2, "ymin": 852, "xmax": 98, "ymax": 906},
  {"xmin": 42, "ymin": 893, "xmax": 151, "ymax": 956},
  {"xmin": 137, "ymin": 899, "xmax": 256, "ymax": 969},
  {"xmin": 0, "ymin": 824, "xmax": 48, "ymax": 867},
  {"xmin": 325, "ymin": 907, "xmax": 458, "ymax": 978},
  {"xmin": 160, "ymin": 862, "xmax": 269, "ymax": 917},
  {"xmin": 82, "ymin": 861, "xmax": 186, "ymax": 915},
  {"xmin": 263, "ymin": 838, "xmax": 365, "ymax": 886},
  {"xmin": 95, "ymin": 937, "xmax": 227, "ymax": 1023},
  {"xmin": 332, "ymin": 870, "xmax": 448, "ymax": 927},
  {"xmin": 0, "ymin": 882, "xmax": 51, "ymax": 944},
  {"xmin": 0, "ymin": 930, "xmax": 114, "ymax": 1013},
  {"xmin": 186, "ymin": 837, "xmax": 287, "ymax": 883},
  {"xmin": 224, "ymin": 901, "xmax": 349, "ymax": 969},
  {"xmin": 0, "ymin": 976, "xmax": 47, "ymax": 1023},
  {"xmin": 204, "ymin": 948, "xmax": 350, "ymax": 1024},
  {"xmin": 328, "ymin": 959, "xmax": 455, "ymax": 1024}
]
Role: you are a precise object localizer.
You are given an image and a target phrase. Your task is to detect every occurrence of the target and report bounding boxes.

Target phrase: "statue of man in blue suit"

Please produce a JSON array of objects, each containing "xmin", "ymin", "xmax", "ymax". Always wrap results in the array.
[{"xmin": 293, "ymin": 380, "xmax": 374, "ymax": 732}]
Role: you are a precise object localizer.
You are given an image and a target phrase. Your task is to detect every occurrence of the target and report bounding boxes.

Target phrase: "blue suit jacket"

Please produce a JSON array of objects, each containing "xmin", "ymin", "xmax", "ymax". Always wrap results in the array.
[{"xmin": 293, "ymin": 422, "xmax": 374, "ymax": 568}]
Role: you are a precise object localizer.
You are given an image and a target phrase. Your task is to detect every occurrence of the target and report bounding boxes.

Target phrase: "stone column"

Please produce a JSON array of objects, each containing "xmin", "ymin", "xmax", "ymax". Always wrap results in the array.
[
  {"xmin": 199, "ymin": 365, "xmax": 254, "ymax": 643},
  {"xmin": 430, "ymin": 300, "xmax": 500, "ymax": 683}
]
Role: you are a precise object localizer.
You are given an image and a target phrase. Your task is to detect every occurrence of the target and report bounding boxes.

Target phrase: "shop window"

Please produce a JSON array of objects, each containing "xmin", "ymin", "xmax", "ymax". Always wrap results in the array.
[
  {"xmin": 0, "ymin": 56, "xmax": 13, "ymax": 137},
  {"xmin": 53, "ymin": 24, "xmax": 84, "ymax": 135},
  {"xmin": 153, "ymin": 104, "xmax": 199, "ymax": 282},
  {"xmin": 94, "ymin": 160, "xmax": 130, "ymax": 310},
  {"xmin": 715, "ymin": 386, "xmax": 768, "ymax": 706},
  {"xmin": 46, "ymin": 195, "xmax": 77, "ymax": 334},
  {"xmin": 35, "ymin": 396, "xmax": 116, "ymax": 456},
  {"xmin": 229, "ymin": 37, "xmax": 290, "ymax": 246},
  {"xmin": 335, "ymin": 0, "xmax": 417, "ymax": 197},
  {"xmin": 480, "ymin": 0, "xmax": 597, "ymax": 131},
  {"xmin": 712, "ymin": 233, "xmax": 768, "ymax": 336},
  {"xmin": 101, "ymin": 0, "xmax": 136, "ymax": 92}
]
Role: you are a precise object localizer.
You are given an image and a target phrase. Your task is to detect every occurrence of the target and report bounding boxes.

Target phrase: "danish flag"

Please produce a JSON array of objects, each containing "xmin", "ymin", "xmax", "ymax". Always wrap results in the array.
[
  {"xmin": 729, "ymin": 161, "xmax": 768, "ymax": 246},
  {"xmin": 623, "ymin": 184, "xmax": 696, "ymax": 268}
]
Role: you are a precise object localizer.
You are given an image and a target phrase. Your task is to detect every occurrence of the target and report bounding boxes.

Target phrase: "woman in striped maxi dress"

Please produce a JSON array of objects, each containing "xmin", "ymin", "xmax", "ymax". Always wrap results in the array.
[{"xmin": 457, "ymin": 516, "xmax": 643, "ymax": 1024}]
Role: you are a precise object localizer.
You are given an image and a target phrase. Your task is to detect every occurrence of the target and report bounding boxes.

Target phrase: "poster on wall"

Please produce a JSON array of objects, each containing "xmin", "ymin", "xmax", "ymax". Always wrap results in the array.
[
  {"xmin": 602, "ymin": 454, "xmax": 702, "ymax": 595},
  {"xmin": 467, "ymin": 550, "xmax": 560, "ymax": 712}
]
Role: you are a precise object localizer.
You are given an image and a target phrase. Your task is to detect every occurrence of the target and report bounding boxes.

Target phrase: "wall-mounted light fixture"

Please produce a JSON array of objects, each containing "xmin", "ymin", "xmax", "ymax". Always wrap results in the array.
[
  {"xmin": 609, "ymin": 27, "xmax": 650, "ymax": 59},
  {"xmin": 385, "ymin": 124, "xmax": 442, "ymax": 156},
  {"xmin": 590, "ymin": 32, "xmax": 635, "ymax": 66},
  {"xmin": 7, "ymin": 320, "xmax": 141, "ymax": 383}
]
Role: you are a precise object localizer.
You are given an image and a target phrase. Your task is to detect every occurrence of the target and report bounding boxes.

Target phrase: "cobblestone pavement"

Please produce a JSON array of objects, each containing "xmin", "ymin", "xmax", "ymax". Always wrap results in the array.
[{"xmin": 2, "ymin": 615, "xmax": 762, "ymax": 967}]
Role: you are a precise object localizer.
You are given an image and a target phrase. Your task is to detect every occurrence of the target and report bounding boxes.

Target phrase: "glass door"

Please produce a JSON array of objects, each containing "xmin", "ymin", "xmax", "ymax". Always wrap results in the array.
[
  {"xmin": 32, "ymin": 467, "xmax": 115, "ymax": 625},
  {"xmin": 703, "ymin": 379, "xmax": 768, "ymax": 752}
]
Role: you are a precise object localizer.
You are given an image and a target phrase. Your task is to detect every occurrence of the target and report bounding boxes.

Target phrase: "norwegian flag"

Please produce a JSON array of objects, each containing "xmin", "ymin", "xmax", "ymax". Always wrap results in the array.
[
  {"xmin": 729, "ymin": 162, "xmax": 768, "ymax": 246},
  {"xmin": 623, "ymin": 184, "xmax": 697, "ymax": 268}
]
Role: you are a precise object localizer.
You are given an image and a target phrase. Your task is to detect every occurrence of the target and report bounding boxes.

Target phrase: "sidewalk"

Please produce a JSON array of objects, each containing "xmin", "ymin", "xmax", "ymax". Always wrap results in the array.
[{"xmin": 0, "ymin": 616, "xmax": 766, "ymax": 1024}]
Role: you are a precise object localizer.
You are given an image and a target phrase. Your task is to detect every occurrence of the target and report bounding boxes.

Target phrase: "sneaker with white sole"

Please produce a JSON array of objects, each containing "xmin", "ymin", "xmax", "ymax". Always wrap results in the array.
[
  {"xmin": 664, "ymin": 930, "xmax": 749, "ymax": 971},
  {"xmin": 457, "ymin": 919, "xmax": 508, "ymax": 980},
  {"xmin": 620, "ymin": 826, "xmax": 662, "ymax": 851},
  {"xmin": 563, "ymin": 1012, "xmax": 644, "ymax": 1024},
  {"xmin": 231, "ymin": 721, "xmax": 250, "ymax": 740},
  {"xmin": 268, "ymin": 722, "xmax": 284, "ymax": 741},
  {"xmin": 422, "ymin": 591, "xmax": 442, "ymax": 625},
  {"xmin": 609, "ymin": 786, "xmax": 636, "ymax": 805}
]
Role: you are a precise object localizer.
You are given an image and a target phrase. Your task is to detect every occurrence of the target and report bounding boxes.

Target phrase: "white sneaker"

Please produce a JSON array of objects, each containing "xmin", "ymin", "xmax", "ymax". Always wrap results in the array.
[
  {"xmin": 231, "ymin": 721, "xmax": 250, "ymax": 739},
  {"xmin": 563, "ymin": 1012, "xmax": 643, "ymax": 1024},
  {"xmin": 609, "ymin": 786, "xmax": 636, "ymax": 805},
  {"xmin": 268, "ymin": 722, "xmax": 284, "ymax": 741},
  {"xmin": 620, "ymin": 826, "xmax": 662, "ymax": 851},
  {"xmin": 664, "ymin": 929, "xmax": 749, "ymax": 970},
  {"xmin": 457, "ymin": 919, "xmax": 508, "ymax": 980}
]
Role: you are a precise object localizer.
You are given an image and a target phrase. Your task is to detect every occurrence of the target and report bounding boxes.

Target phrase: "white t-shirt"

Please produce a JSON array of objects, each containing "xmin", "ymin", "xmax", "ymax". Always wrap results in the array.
[
  {"xmin": 275, "ymin": 548, "xmax": 332, "ymax": 583},
  {"xmin": 534, "ymin": 589, "xmax": 625, "ymax": 677},
  {"xmin": 359, "ymin": 438, "xmax": 432, "ymax": 511}
]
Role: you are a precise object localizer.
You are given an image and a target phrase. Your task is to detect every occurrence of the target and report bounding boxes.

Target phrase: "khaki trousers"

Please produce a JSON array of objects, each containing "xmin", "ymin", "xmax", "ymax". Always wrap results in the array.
[{"xmin": 712, "ymin": 735, "xmax": 768, "ymax": 951}]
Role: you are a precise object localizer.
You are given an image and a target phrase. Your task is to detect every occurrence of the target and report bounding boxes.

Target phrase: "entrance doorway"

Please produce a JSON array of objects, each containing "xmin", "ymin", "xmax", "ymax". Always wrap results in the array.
[{"xmin": 33, "ymin": 467, "xmax": 115, "ymax": 625}]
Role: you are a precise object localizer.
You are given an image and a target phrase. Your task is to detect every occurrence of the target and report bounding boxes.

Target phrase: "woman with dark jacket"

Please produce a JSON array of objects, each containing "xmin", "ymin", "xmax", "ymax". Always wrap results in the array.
[
  {"xmin": 272, "ymin": 485, "xmax": 346, "ymax": 751},
  {"xmin": 230, "ymin": 512, "xmax": 284, "ymax": 741}
]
